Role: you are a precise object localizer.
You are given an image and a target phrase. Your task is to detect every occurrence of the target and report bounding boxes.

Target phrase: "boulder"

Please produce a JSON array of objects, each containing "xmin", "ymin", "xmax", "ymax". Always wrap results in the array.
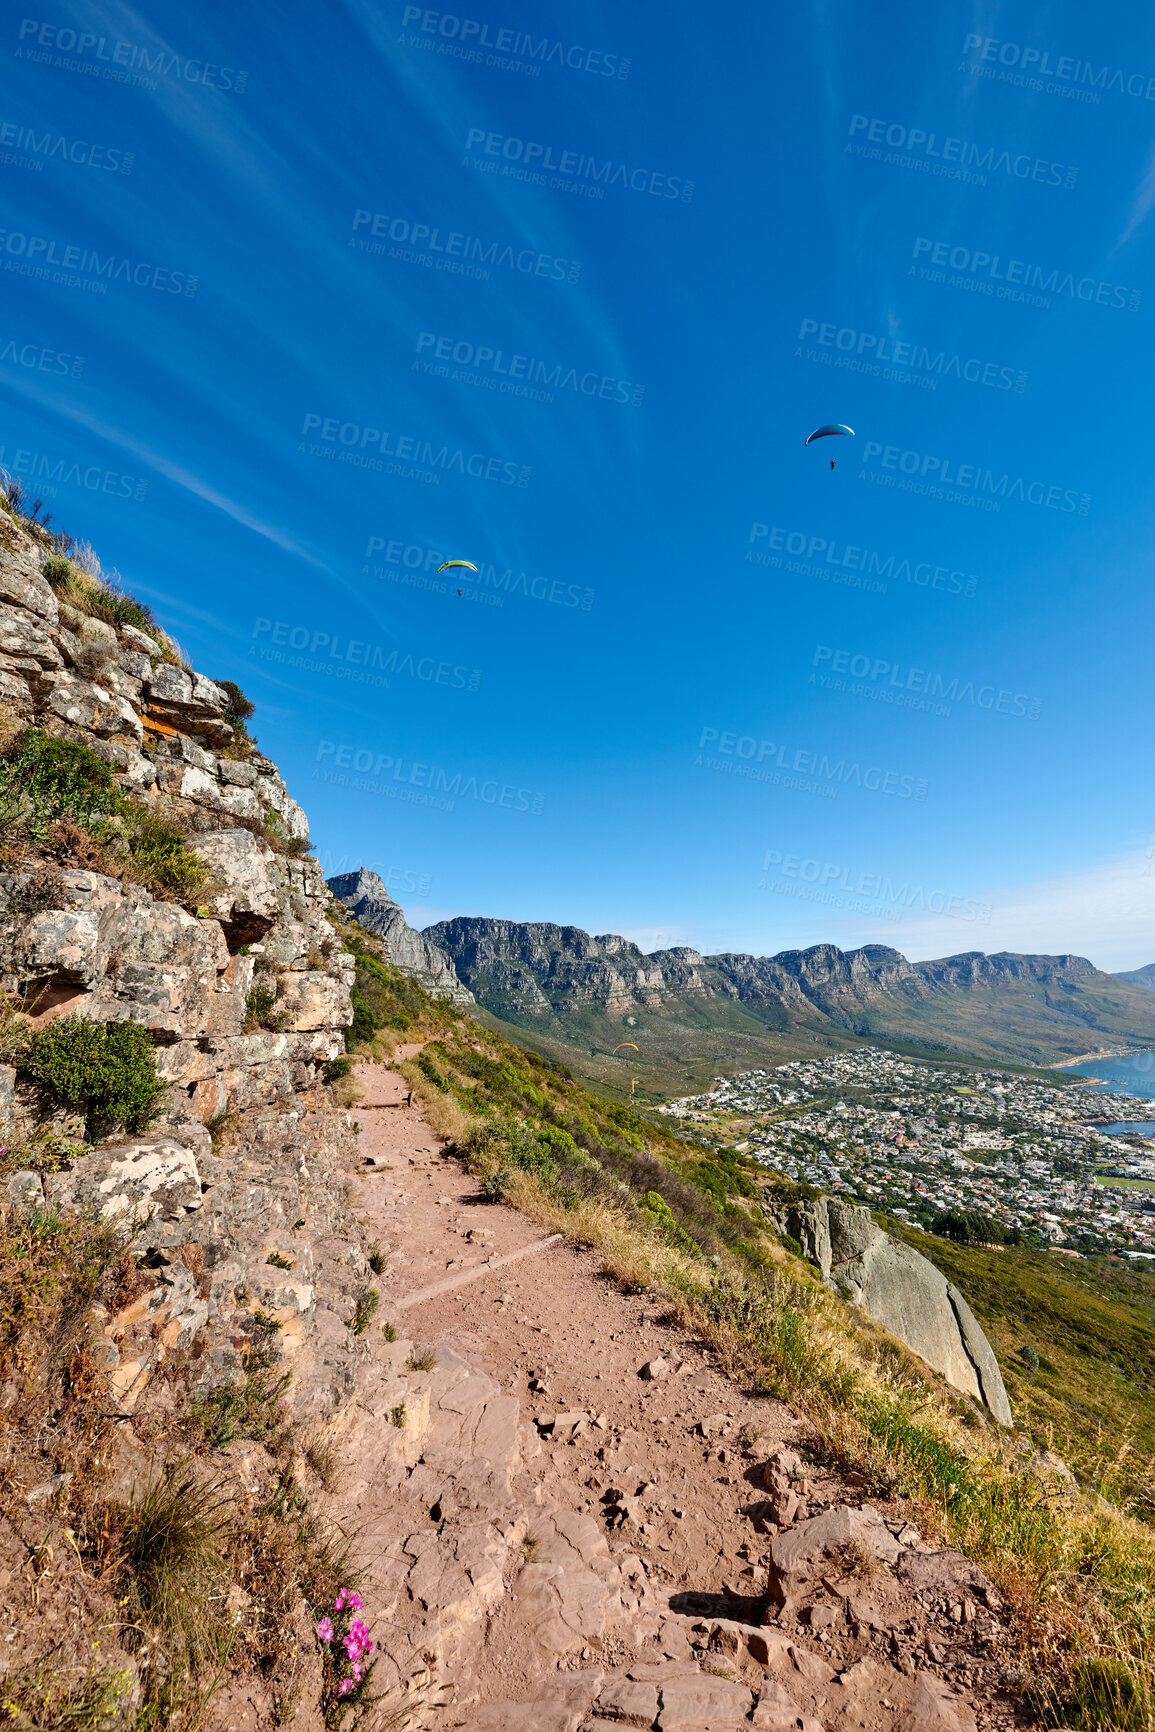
[
  {"xmin": 327, "ymin": 868, "xmax": 472, "ymax": 1002},
  {"xmin": 190, "ymin": 829, "xmax": 280, "ymax": 943},
  {"xmin": 768, "ymin": 1504, "xmax": 903, "ymax": 1607},
  {"xmin": 780, "ymin": 1196, "xmax": 1012, "ymax": 1425},
  {"xmin": 46, "ymin": 1134, "xmax": 203, "ymax": 1221}
]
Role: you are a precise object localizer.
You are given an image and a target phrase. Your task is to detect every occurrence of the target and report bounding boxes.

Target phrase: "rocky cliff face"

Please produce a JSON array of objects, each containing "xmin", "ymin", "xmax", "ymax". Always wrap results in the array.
[
  {"xmin": 423, "ymin": 918, "xmax": 727, "ymax": 1018},
  {"xmin": 425, "ymin": 916, "xmax": 1126, "ymax": 1039},
  {"xmin": 0, "ymin": 511, "xmax": 353, "ymax": 1140},
  {"xmin": 327, "ymin": 868, "xmax": 472, "ymax": 1003},
  {"xmin": 778, "ymin": 1196, "xmax": 1012, "ymax": 1426}
]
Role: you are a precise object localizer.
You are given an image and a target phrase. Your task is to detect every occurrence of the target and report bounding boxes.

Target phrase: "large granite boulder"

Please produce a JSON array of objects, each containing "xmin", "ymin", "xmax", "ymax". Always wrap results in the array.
[
  {"xmin": 327, "ymin": 868, "xmax": 472, "ymax": 1003},
  {"xmin": 779, "ymin": 1197, "xmax": 1012, "ymax": 1426}
]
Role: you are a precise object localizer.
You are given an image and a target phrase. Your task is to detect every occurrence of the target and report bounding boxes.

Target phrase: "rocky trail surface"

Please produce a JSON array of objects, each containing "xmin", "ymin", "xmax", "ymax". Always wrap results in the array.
[{"xmin": 301, "ymin": 1059, "xmax": 1029, "ymax": 1732}]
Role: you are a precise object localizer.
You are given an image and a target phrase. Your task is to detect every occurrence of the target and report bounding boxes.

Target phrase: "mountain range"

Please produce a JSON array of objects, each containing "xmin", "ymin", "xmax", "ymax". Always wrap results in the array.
[{"xmin": 327, "ymin": 870, "xmax": 1155, "ymax": 1092}]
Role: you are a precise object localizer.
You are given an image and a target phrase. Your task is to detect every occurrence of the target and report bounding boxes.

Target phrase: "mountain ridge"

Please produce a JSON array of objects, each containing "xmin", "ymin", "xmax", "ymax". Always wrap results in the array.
[{"xmin": 421, "ymin": 915, "xmax": 1155, "ymax": 1080}]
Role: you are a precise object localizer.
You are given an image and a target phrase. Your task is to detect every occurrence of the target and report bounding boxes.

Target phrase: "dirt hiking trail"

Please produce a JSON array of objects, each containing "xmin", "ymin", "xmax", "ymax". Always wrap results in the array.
[{"xmin": 306, "ymin": 1056, "xmax": 1029, "ymax": 1732}]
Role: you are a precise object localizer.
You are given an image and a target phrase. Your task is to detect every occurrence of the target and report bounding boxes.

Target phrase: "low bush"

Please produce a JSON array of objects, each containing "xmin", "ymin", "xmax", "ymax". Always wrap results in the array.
[
  {"xmin": 120, "ymin": 805, "xmax": 210, "ymax": 902},
  {"xmin": 244, "ymin": 982, "xmax": 288, "ymax": 1032},
  {"xmin": 42, "ymin": 552, "xmax": 74, "ymax": 587},
  {"xmin": 25, "ymin": 1015, "xmax": 164, "ymax": 1140},
  {"xmin": 0, "ymin": 729, "xmax": 120, "ymax": 835}
]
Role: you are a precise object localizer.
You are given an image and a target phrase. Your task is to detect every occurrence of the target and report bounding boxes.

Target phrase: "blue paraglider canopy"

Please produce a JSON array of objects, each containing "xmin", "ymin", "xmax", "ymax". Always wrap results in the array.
[{"xmin": 804, "ymin": 423, "xmax": 855, "ymax": 446}]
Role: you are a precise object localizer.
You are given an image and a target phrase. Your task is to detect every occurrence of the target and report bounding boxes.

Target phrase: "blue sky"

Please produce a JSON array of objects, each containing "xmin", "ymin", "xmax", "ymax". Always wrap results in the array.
[{"xmin": 3, "ymin": 0, "xmax": 1155, "ymax": 967}]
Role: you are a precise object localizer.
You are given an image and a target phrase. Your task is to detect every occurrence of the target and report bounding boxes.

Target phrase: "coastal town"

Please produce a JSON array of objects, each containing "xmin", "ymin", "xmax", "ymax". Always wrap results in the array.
[{"xmin": 659, "ymin": 1049, "xmax": 1155, "ymax": 1258}]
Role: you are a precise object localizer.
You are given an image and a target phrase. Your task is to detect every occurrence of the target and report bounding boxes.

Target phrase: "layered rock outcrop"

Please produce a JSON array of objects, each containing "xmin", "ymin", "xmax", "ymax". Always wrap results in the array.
[
  {"xmin": 327, "ymin": 867, "xmax": 472, "ymax": 1002},
  {"xmin": 778, "ymin": 1196, "xmax": 1012, "ymax": 1426},
  {"xmin": 0, "ymin": 512, "xmax": 353, "ymax": 1135}
]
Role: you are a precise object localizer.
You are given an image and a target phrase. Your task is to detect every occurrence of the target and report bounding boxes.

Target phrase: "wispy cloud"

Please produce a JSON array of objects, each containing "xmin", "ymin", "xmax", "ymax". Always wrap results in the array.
[
  {"xmin": 1119, "ymin": 148, "xmax": 1155, "ymax": 246},
  {"xmin": 1, "ymin": 375, "xmax": 330, "ymax": 570},
  {"xmin": 857, "ymin": 845, "xmax": 1155, "ymax": 974}
]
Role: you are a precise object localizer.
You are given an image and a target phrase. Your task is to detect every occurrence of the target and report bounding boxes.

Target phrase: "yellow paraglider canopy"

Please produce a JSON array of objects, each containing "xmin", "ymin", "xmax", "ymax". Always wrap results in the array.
[
  {"xmin": 612, "ymin": 1042, "xmax": 640, "ymax": 1054},
  {"xmin": 438, "ymin": 559, "xmax": 479, "ymax": 574}
]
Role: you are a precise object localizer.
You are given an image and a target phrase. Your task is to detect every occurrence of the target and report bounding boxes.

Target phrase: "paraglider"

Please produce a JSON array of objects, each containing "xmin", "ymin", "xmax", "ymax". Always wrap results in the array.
[
  {"xmin": 438, "ymin": 560, "xmax": 478, "ymax": 574},
  {"xmin": 805, "ymin": 424, "xmax": 854, "ymax": 471},
  {"xmin": 612, "ymin": 1042, "xmax": 639, "ymax": 1054}
]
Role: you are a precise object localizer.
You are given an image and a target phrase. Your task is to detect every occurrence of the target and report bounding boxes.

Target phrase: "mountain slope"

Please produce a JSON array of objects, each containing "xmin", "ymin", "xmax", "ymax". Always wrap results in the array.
[
  {"xmin": 327, "ymin": 868, "xmax": 472, "ymax": 1002},
  {"xmin": 1116, "ymin": 962, "xmax": 1155, "ymax": 992},
  {"xmin": 423, "ymin": 917, "xmax": 1155, "ymax": 1085}
]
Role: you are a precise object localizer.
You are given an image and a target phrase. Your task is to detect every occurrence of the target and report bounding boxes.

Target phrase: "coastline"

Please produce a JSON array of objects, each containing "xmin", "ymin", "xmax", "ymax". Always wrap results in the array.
[{"xmin": 1050, "ymin": 1046, "xmax": 1151, "ymax": 1069}]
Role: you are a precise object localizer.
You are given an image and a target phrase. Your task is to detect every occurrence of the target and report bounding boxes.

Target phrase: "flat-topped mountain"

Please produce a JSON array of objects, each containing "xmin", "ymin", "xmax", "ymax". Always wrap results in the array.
[{"xmin": 422, "ymin": 917, "xmax": 1155, "ymax": 1076}]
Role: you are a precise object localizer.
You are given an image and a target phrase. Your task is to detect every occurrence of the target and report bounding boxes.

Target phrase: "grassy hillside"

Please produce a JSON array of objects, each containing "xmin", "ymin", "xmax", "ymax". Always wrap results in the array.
[
  {"xmin": 854, "ymin": 972, "xmax": 1155, "ymax": 1067},
  {"xmin": 892, "ymin": 1226, "xmax": 1155, "ymax": 1520}
]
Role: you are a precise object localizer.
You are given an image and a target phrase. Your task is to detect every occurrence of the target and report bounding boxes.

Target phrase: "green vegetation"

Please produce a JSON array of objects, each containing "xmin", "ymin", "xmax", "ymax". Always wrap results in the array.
[
  {"xmin": 38, "ymin": 543, "xmax": 157, "ymax": 633},
  {"xmin": 0, "ymin": 729, "xmax": 209, "ymax": 904},
  {"xmin": 898, "ymin": 1224, "xmax": 1155, "ymax": 1519},
  {"xmin": 24, "ymin": 1015, "xmax": 164, "ymax": 1140},
  {"xmin": 931, "ymin": 1208, "xmax": 1023, "ymax": 1246},
  {"xmin": 122, "ymin": 1462, "xmax": 232, "ymax": 1664},
  {"xmin": 350, "ymin": 1288, "xmax": 378, "ymax": 1334},
  {"xmin": 243, "ymin": 978, "xmax": 288, "ymax": 1032},
  {"xmin": 338, "ymin": 927, "xmax": 460, "ymax": 1052}
]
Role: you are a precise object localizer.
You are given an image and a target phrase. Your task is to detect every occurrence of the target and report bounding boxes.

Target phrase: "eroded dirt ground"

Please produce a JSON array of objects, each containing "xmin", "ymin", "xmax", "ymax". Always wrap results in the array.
[{"xmin": 295, "ymin": 1058, "xmax": 1030, "ymax": 1732}]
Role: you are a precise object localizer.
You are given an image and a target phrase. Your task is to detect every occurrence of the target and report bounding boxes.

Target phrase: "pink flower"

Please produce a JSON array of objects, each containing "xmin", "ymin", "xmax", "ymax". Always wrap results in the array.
[
  {"xmin": 338, "ymin": 1680, "xmax": 353, "ymax": 1696},
  {"xmin": 316, "ymin": 1616, "xmax": 334, "ymax": 1643}
]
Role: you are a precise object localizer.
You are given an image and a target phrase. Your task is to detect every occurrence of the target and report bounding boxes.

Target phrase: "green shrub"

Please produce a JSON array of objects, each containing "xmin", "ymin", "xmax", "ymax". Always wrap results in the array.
[
  {"xmin": 244, "ymin": 982, "xmax": 288, "ymax": 1032},
  {"xmin": 42, "ymin": 553, "xmax": 73, "ymax": 587},
  {"xmin": 345, "ymin": 987, "xmax": 380, "ymax": 1048},
  {"xmin": 121, "ymin": 806, "xmax": 209, "ymax": 903},
  {"xmin": 323, "ymin": 1055, "xmax": 352, "ymax": 1084},
  {"xmin": 25, "ymin": 1016, "xmax": 164, "ymax": 1140},
  {"xmin": 217, "ymin": 679, "xmax": 255, "ymax": 724},
  {"xmin": 641, "ymin": 1188, "xmax": 699, "ymax": 1256},
  {"xmin": 351, "ymin": 1288, "xmax": 379, "ymax": 1334},
  {"xmin": 86, "ymin": 582, "xmax": 154, "ymax": 631},
  {"xmin": 0, "ymin": 730, "xmax": 119, "ymax": 835}
]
